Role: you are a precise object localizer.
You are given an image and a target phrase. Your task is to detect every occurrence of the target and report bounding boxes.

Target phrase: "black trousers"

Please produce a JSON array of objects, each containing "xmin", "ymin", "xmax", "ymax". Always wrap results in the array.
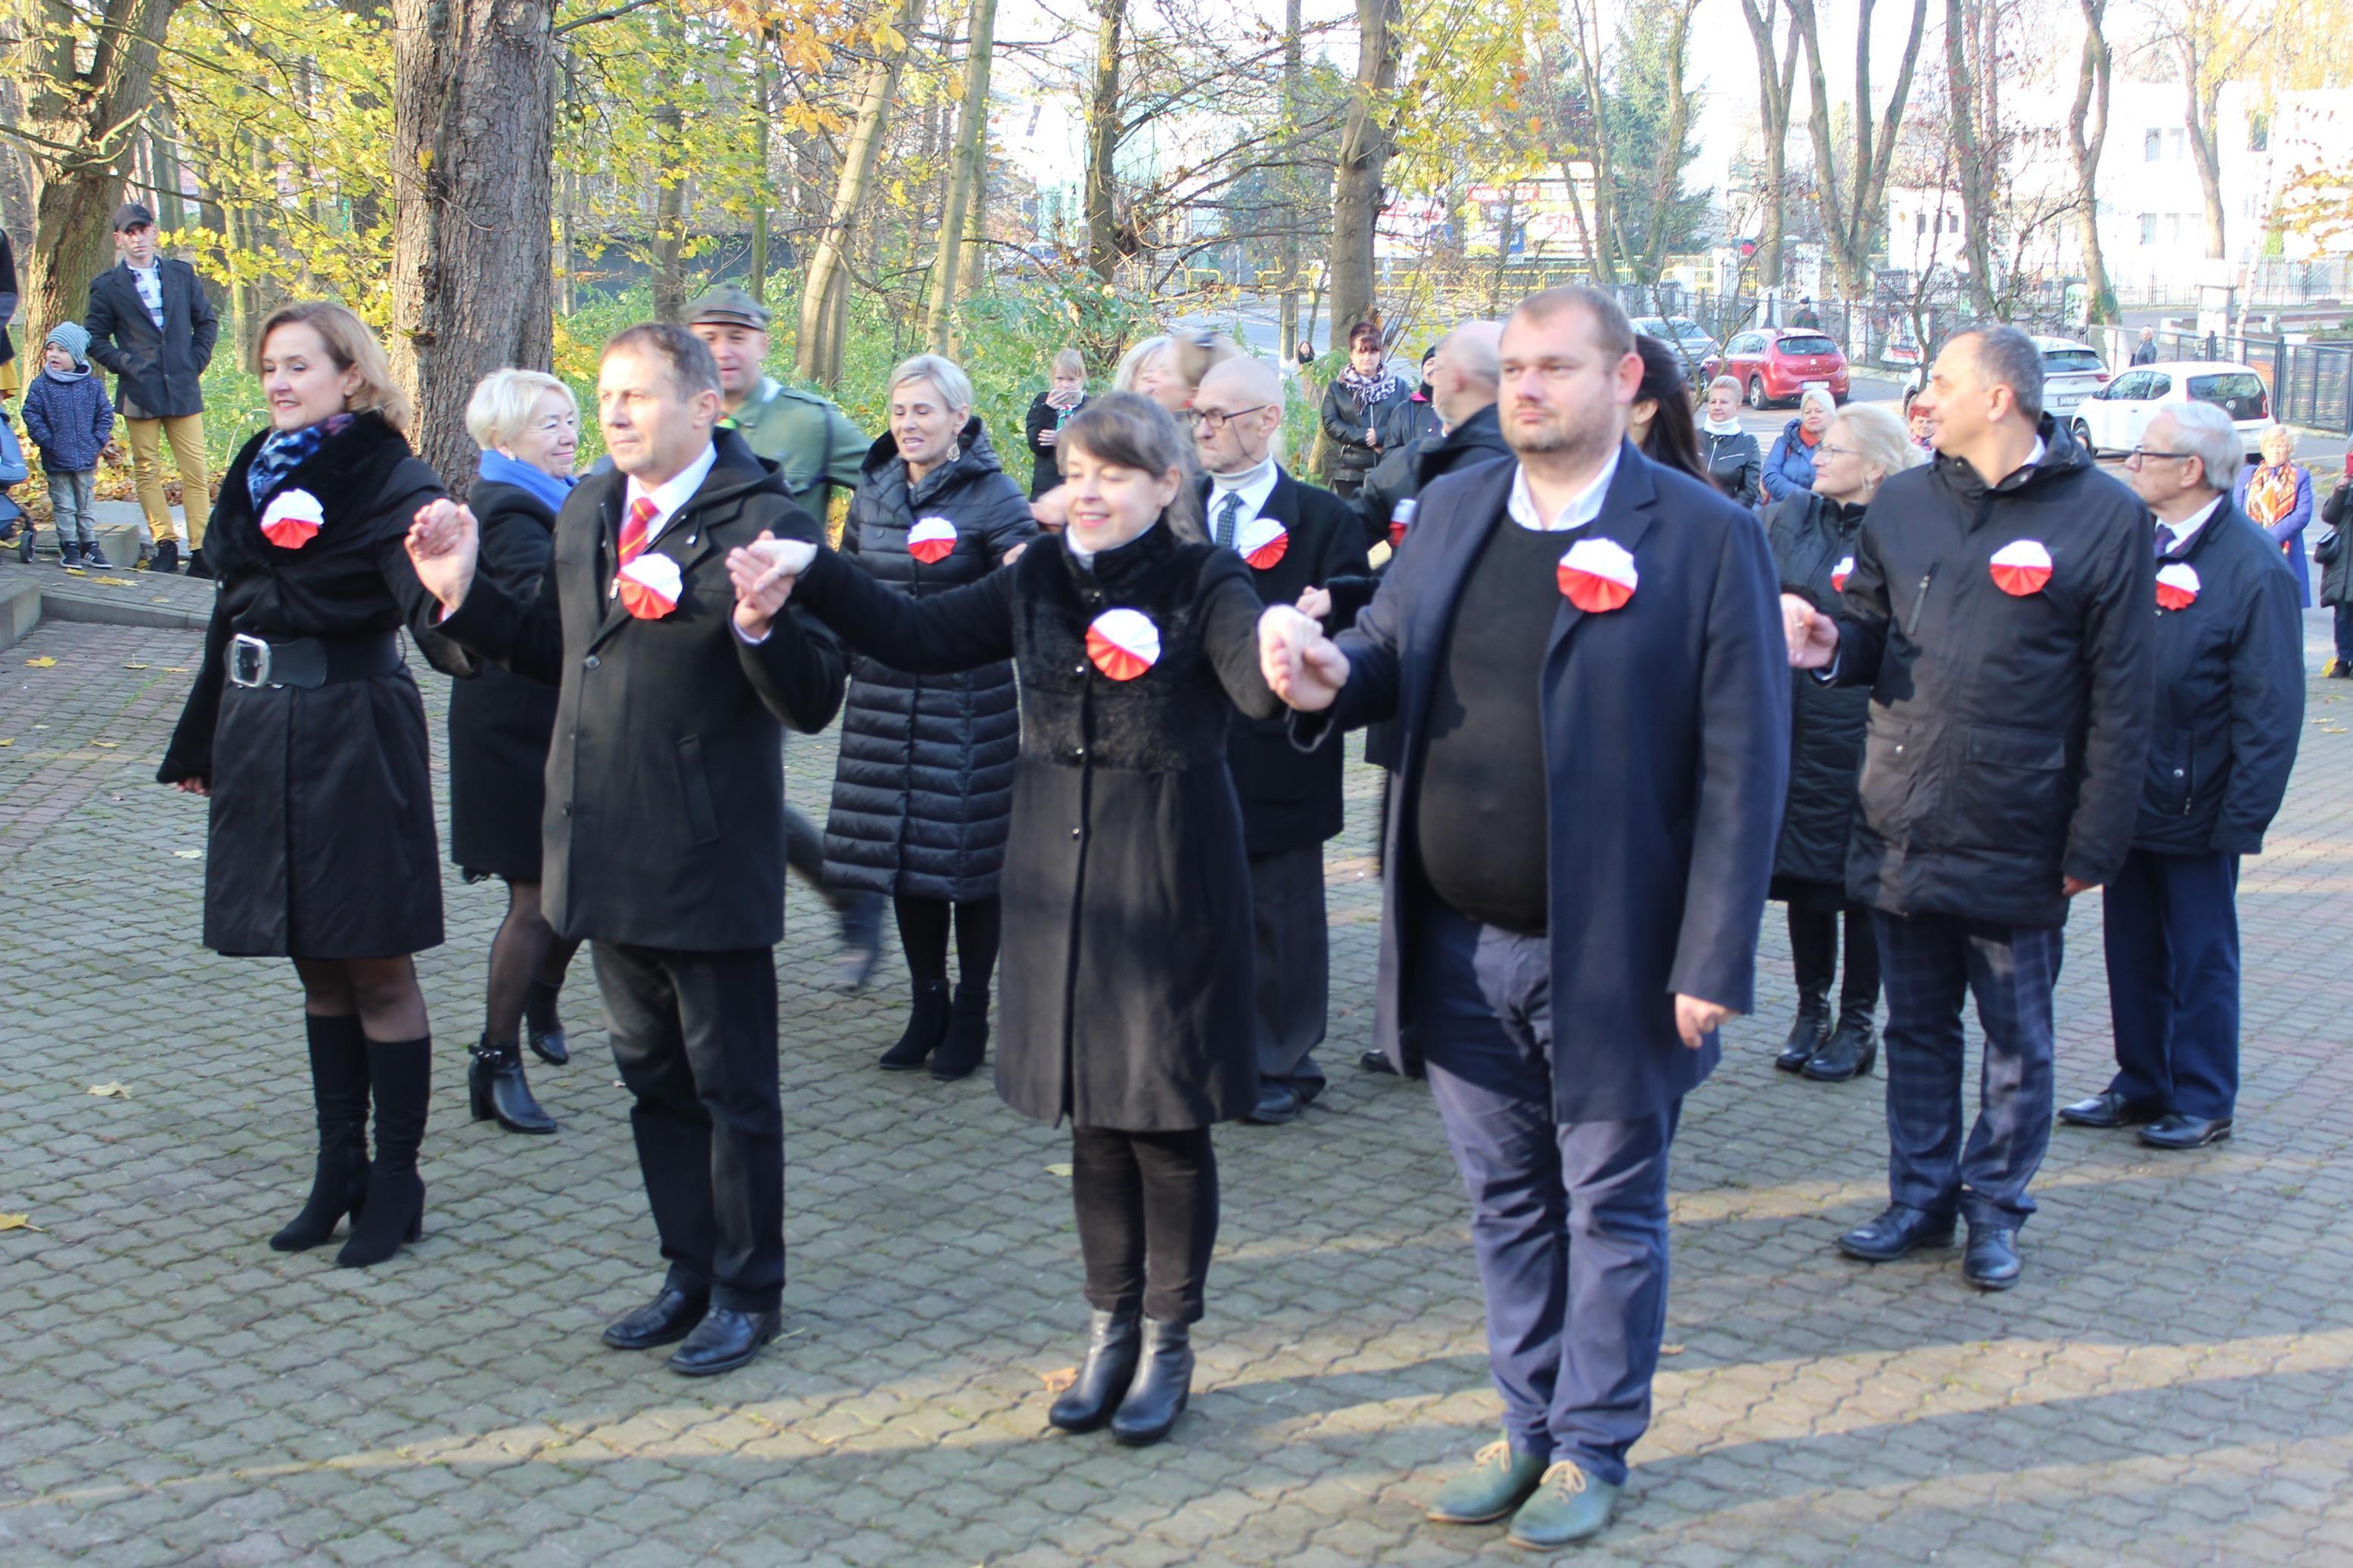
[
  {"xmin": 592, "ymin": 942, "xmax": 785, "ymax": 1313},
  {"xmin": 1249, "ymin": 843, "xmax": 1329, "ymax": 1094},
  {"xmin": 1789, "ymin": 902, "xmax": 1881, "ymax": 1011},
  {"xmin": 1071, "ymin": 1126, "xmax": 1218, "ymax": 1324}
]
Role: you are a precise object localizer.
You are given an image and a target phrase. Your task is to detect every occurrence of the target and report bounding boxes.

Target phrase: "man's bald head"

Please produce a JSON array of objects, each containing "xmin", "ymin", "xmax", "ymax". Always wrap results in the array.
[
  {"xmin": 1431, "ymin": 320, "xmax": 1503, "ymax": 427},
  {"xmin": 1198, "ymin": 356, "xmax": 1282, "ymax": 410},
  {"xmin": 1191, "ymin": 354, "xmax": 1286, "ymax": 474}
]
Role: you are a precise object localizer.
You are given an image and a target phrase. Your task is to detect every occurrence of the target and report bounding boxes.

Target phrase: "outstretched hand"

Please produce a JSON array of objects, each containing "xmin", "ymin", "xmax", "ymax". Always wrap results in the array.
[
  {"xmin": 725, "ymin": 532, "xmax": 818, "ymax": 639},
  {"xmin": 1781, "ymin": 593, "xmax": 1839, "ymax": 669},
  {"xmin": 1257, "ymin": 604, "xmax": 1349, "ymax": 712},
  {"xmin": 406, "ymin": 498, "xmax": 480, "ymax": 613}
]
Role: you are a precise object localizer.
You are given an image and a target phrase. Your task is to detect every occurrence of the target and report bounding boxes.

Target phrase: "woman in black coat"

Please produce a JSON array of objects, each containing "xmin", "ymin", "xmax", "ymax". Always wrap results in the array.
[
  {"xmin": 1318, "ymin": 321, "xmax": 1409, "ymax": 500},
  {"xmin": 825, "ymin": 354, "xmax": 1037, "ymax": 1081},
  {"xmin": 157, "ymin": 302, "xmax": 472, "ymax": 1268},
  {"xmin": 1022, "ymin": 347, "xmax": 1089, "ymax": 498},
  {"xmin": 732, "ymin": 392, "xmax": 1279, "ymax": 1448},
  {"xmin": 1699, "ymin": 375, "xmax": 1763, "ymax": 508},
  {"xmin": 1764, "ymin": 402, "xmax": 1923, "ymax": 1082},
  {"xmin": 444, "ymin": 369, "xmax": 587, "ymax": 1136}
]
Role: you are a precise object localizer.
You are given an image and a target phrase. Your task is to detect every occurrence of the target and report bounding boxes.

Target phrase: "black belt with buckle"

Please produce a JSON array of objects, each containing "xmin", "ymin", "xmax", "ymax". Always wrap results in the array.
[{"xmin": 226, "ymin": 631, "xmax": 403, "ymax": 690}]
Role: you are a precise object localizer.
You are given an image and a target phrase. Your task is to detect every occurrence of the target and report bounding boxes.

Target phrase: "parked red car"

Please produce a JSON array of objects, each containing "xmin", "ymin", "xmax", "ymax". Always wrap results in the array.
[{"xmin": 1711, "ymin": 328, "xmax": 1851, "ymax": 408}]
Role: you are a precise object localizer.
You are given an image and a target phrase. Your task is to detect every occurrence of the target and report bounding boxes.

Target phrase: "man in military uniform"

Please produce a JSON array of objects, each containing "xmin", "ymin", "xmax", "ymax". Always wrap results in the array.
[{"xmin": 686, "ymin": 285, "xmax": 884, "ymax": 987}]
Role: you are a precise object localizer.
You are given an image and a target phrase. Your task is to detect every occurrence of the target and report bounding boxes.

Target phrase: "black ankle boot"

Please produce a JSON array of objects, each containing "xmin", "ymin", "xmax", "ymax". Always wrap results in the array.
[
  {"xmin": 1776, "ymin": 986, "xmax": 1831, "ymax": 1073},
  {"xmin": 339, "ymin": 1036, "xmax": 431, "ymax": 1268},
  {"xmin": 930, "ymin": 983, "xmax": 990, "ymax": 1081},
  {"xmin": 469, "ymin": 1035, "xmax": 557, "ymax": 1133},
  {"xmin": 272, "ymin": 1014, "xmax": 373, "ymax": 1251},
  {"xmin": 523, "ymin": 978, "xmax": 570, "ymax": 1066},
  {"xmin": 879, "ymin": 982, "xmax": 951, "ymax": 1072},
  {"xmin": 1110, "ymin": 1318, "xmax": 1194, "ymax": 1445},
  {"xmin": 1048, "ymin": 1306, "xmax": 1142, "ymax": 1433},
  {"xmin": 1804, "ymin": 1008, "xmax": 1879, "ymax": 1082}
]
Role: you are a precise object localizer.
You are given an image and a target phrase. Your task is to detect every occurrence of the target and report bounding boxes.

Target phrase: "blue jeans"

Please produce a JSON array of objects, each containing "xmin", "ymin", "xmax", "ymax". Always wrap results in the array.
[{"xmin": 44, "ymin": 468, "xmax": 96, "ymax": 544}]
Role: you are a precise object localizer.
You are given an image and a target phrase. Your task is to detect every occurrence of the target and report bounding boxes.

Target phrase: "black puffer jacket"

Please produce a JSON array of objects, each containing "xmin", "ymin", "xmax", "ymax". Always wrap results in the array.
[
  {"xmin": 1767, "ymin": 492, "xmax": 1872, "ymax": 887},
  {"xmin": 1828, "ymin": 417, "xmax": 2155, "ymax": 927},
  {"xmin": 1320, "ymin": 373, "xmax": 1411, "ymax": 484},
  {"xmin": 822, "ymin": 415, "xmax": 1037, "ymax": 902},
  {"xmin": 1700, "ymin": 425, "xmax": 1763, "ymax": 508}
]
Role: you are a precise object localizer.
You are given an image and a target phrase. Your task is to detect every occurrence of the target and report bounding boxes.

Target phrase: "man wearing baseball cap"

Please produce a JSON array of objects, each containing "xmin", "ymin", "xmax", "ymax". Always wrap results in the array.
[{"xmin": 84, "ymin": 201, "xmax": 218, "ymax": 575}]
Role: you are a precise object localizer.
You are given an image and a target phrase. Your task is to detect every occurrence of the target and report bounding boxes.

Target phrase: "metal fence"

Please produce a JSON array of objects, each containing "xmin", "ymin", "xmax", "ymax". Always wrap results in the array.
[{"xmin": 2091, "ymin": 327, "xmax": 2353, "ymax": 435}]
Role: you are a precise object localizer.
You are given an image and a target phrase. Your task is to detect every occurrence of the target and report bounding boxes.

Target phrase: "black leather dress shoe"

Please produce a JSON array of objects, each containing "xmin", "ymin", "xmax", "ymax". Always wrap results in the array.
[
  {"xmin": 1835, "ymin": 1203, "xmax": 1957, "ymax": 1262},
  {"xmin": 1358, "ymin": 1049, "xmax": 1399, "ymax": 1076},
  {"xmin": 1244, "ymin": 1084, "xmax": 1304, "ymax": 1126},
  {"xmin": 2057, "ymin": 1091, "xmax": 2163, "ymax": 1129},
  {"xmin": 2140, "ymin": 1113, "xmax": 2233, "ymax": 1149},
  {"xmin": 601, "ymin": 1287, "xmax": 710, "ymax": 1350},
  {"xmin": 1963, "ymin": 1224, "xmax": 2021, "ymax": 1290},
  {"xmin": 667, "ymin": 1308, "xmax": 780, "ymax": 1377}
]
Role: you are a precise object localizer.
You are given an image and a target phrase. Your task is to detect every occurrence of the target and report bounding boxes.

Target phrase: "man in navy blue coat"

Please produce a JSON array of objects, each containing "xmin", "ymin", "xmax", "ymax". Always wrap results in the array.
[
  {"xmin": 1260, "ymin": 286, "xmax": 1788, "ymax": 1548},
  {"xmin": 2059, "ymin": 402, "xmax": 2302, "ymax": 1150}
]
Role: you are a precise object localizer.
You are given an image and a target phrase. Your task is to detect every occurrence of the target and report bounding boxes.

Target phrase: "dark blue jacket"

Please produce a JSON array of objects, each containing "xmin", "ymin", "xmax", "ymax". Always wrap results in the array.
[
  {"xmin": 2136, "ymin": 501, "xmax": 2304, "ymax": 855},
  {"xmin": 1293, "ymin": 442, "xmax": 1790, "ymax": 1121},
  {"xmin": 1759, "ymin": 417, "xmax": 1820, "ymax": 502},
  {"xmin": 20, "ymin": 369, "xmax": 115, "ymax": 472}
]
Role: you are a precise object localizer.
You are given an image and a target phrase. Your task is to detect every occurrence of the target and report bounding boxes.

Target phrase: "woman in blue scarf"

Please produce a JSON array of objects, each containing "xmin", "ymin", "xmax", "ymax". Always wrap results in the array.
[{"xmin": 446, "ymin": 369, "xmax": 583, "ymax": 1137}]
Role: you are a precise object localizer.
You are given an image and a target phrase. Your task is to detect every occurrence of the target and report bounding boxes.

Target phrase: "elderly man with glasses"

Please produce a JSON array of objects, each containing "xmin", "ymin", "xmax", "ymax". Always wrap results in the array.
[{"xmin": 2058, "ymin": 402, "xmax": 2304, "ymax": 1150}]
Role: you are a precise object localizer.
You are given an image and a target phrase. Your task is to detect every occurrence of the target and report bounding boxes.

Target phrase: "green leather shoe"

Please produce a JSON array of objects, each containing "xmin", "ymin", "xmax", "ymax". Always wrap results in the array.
[
  {"xmin": 1506, "ymin": 1460, "xmax": 1622, "ymax": 1548},
  {"xmin": 1426, "ymin": 1439, "xmax": 1548, "ymax": 1525}
]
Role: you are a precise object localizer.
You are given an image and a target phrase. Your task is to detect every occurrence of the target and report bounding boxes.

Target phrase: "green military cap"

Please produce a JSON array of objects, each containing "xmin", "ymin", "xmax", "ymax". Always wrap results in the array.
[{"xmin": 685, "ymin": 284, "xmax": 771, "ymax": 331}]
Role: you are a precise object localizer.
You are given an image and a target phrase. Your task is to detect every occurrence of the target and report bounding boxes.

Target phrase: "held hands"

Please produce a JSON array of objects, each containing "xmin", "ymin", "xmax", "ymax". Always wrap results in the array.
[
  {"xmin": 724, "ymin": 532, "xmax": 817, "ymax": 639},
  {"xmin": 1257, "ymin": 604, "xmax": 1350, "ymax": 712},
  {"xmin": 405, "ymin": 498, "xmax": 480, "ymax": 613},
  {"xmin": 1781, "ymin": 593, "xmax": 1839, "ymax": 669},
  {"xmin": 1674, "ymin": 995, "xmax": 1738, "ymax": 1049}
]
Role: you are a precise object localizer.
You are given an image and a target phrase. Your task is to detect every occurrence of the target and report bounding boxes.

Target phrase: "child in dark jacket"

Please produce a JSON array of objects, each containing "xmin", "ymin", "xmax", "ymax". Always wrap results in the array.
[{"xmin": 20, "ymin": 322, "xmax": 117, "ymax": 568}]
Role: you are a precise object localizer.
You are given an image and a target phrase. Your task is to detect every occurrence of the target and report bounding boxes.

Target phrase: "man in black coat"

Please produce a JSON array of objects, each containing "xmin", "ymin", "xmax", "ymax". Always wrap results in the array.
[
  {"xmin": 1348, "ymin": 320, "xmax": 1509, "ymax": 553},
  {"xmin": 1261, "ymin": 287, "xmax": 1788, "ymax": 1547},
  {"xmin": 2059, "ymin": 402, "xmax": 2302, "ymax": 1150},
  {"xmin": 84, "ymin": 203, "xmax": 218, "ymax": 575},
  {"xmin": 1785, "ymin": 324, "xmax": 2156, "ymax": 1291},
  {"xmin": 407, "ymin": 324, "xmax": 847, "ymax": 1377},
  {"xmin": 1190, "ymin": 356, "xmax": 1370, "ymax": 1125}
]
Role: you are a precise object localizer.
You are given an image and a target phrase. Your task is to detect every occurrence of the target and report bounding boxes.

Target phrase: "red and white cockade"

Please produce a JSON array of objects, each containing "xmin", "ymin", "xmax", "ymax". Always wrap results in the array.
[
  {"xmin": 2155, "ymin": 561, "xmax": 2201, "ymax": 612},
  {"xmin": 1556, "ymin": 536, "xmax": 1639, "ymax": 613},
  {"xmin": 907, "ymin": 517, "xmax": 959, "ymax": 564},
  {"xmin": 1831, "ymin": 554, "xmax": 1854, "ymax": 593},
  {"xmin": 1988, "ymin": 539, "xmax": 2053, "ymax": 597},
  {"xmin": 1388, "ymin": 498, "xmax": 1418, "ymax": 550},
  {"xmin": 617, "ymin": 552, "xmax": 684, "ymax": 619},
  {"xmin": 1085, "ymin": 607, "xmax": 1161, "ymax": 682},
  {"xmin": 1236, "ymin": 514, "xmax": 1289, "ymax": 570},
  {"xmin": 259, "ymin": 489, "xmax": 325, "ymax": 551}
]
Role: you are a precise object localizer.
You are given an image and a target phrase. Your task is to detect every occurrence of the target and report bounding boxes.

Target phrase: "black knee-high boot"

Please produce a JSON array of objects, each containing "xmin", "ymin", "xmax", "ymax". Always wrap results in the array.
[
  {"xmin": 271, "ymin": 1014, "xmax": 373, "ymax": 1251},
  {"xmin": 337, "ymin": 1036, "xmax": 431, "ymax": 1268}
]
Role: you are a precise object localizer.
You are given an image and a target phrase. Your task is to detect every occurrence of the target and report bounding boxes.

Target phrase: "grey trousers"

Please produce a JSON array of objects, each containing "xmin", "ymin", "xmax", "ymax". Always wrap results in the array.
[{"xmin": 45, "ymin": 469, "xmax": 96, "ymax": 544}]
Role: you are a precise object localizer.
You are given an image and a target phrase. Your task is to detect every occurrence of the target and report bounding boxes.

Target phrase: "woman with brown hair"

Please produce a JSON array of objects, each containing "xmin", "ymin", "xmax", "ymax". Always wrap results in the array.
[
  {"xmin": 1319, "ymin": 321, "xmax": 1408, "ymax": 499},
  {"xmin": 727, "ymin": 392, "xmax": 1281, "ymax": 1448},
  {"xmin": 157, "ymin": 301, "xmax": 473, "ymax": 1268}
]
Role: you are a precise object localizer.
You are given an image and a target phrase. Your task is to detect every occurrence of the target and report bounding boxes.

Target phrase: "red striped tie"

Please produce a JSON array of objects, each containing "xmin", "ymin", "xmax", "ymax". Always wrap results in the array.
[{"xmin": 619, "ymin": 495, "xmax": 657, "ymax": 566}]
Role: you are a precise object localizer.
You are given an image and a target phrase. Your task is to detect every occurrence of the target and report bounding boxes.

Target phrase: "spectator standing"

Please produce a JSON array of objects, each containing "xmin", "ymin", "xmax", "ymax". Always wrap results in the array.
[
  {"xmin": 1697, "ymin": 377, "xmax": 1761, "ymax": 508},
  {"xmin": 1784, "ymin": 325, "xmax": 2154, "ymax": 1293},
  {"xmin": 2059, "ymin": 402, "xmax": 2302, "ymax": 1152},
  {"xmin": 84, "ymin": 202, "xmax": 217, "ymax": 576},
  {"xmin": 2233, "ymin": 425, "xmax": 2314, "ymax": 607},
  {"xmin": 1320, "ymin": 321, "xmax": 1409, "ymax": 501},
  {"xmin": 1023, "ymin": 348, "xmax": 1089, "ymax": 498},
  {"xmin": 1760, "ymin": 387, "xmax": 1835, "ymax": 503},
  {"xmin": 1379, "ymin": 345, "xmax": 1442, "ymax": 452},
  {"xmin": 1792, "ymin": 297, "xmax": 1823, "ymax": 331},
  {"xmin": 2131, "ymin": 328, "xmax": 2159, "ymax": 367},
  {"xmin": 2316, "ymin": 459, "xmax": 2353, "ymax": 678},
  {"xmin": 1630, "ymin": 337, "xmax": 1706, "ymax": 482},
  {"xmin": 19, "ymin": 323, "xmax": 117, "ymax": 569},
  {"xmin": 1764, "ymin": 404, "xmax": 1924, "ymax": 1083}
]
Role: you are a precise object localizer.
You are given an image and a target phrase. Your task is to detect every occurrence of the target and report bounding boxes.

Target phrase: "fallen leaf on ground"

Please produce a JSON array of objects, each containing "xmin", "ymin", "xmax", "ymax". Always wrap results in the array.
[
  {"xmin": 124, "ymin": 663, "xmax": 150, "ymax": 670},
  {"xmin": 89, "ymin": 1082, "xmax": 130, "ymax": 1098},
  {"xmin": 1046, "ymin": 1163, "xmax": 1073, "ymax": 1178},
  {"xmin": 24, "ymin": 657, "xmax": 56, "ymax": 668},
  {"xmin": 91, "ymin": 741, "xmax": 118, "ymax": 749},
  {"xmin": 92, "ymin": 576, "xmax": 136, "ymax": 586},
  {"xmin": 0, "ymin": 739, "xmax": 11, "ymax": 747},
  {"xmin": 160, "ymin": 666, "xmax": 188, "ymax": 674},
  {"xmin": 1660, "ymin": 1343, "xmax": 1687, "ymax": 1357},
  {"xmin": 0, "ymin": 1214, "xmax": 43, "ymax": 1233},
  {"xmin": 1040, "ymin": 1367, "xmax": 1078, "ymax": 1395},
  {"xmin": 173, "ymin": 849, "xmax": 203, "ymax": 859}
]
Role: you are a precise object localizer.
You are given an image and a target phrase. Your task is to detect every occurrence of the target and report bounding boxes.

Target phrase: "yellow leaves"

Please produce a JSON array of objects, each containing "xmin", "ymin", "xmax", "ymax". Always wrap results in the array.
[
  {"xmin": 1040, "ymin": 1365, "xmax": 1077, "ymax": 1394},
  {"xmin": 89, "ymin": 1082, "xmax": 130, "ymax": 1098},
  {"xmin": 173, "ymin": 849, "xmax": 204, "ymax": 859},
  {"xmin": 124, "ymin": 663, "xmax": 149, "ymax": 670},
  {"xmin": 92, "ymin": 741, "xmax": 118, "ymax": 749},
  {"xmin": 25, "ymin": 657, "xmax": 57, "ymax": 668},
  {"xmin": 92, "ymin": 575, "xmax": 136, "ymax": 585},
  {"xmin": 161, "ymin": 666, "xmax": 188, "ymax": 674},
  {"xmin": 0, "ymin": 1215, "xmax": 43, "ymax": 1233},
  {"xmin": 871, "ymin": 17, "xmax": 906, "ymax": 52},
  {"xmin": 1046, "ymin": 1163, "xmax": 1074, "ymax": 1177}
]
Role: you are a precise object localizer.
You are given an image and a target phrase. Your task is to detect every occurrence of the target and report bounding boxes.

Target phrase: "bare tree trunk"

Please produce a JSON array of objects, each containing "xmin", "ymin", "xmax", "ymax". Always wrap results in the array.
[
  {"xmin": 2176, "ymin": 37, "xmax": 2227, "ymax": 259},
  {"xmin": 1944, "ymin": 0, "xmax": 1998, "ymax": 314},
  {"xmin": 927, "ymin": 0, "xmax": 999, "ymax": 351},
  {"xmin": 1634, "ymin": 0, "xmax": 1700, "ymax": 285},
  {"xmin": 2067, "ymin": 0, "xmax": 2118, "ymax": 324},
  {"xmin": 749, "ymin": 41, "xmax": 774, "ymax": 304},
  {"xmin": 388, "ymin": 0, "xmax": 558, "ymax": 491},
  {"xmin": 1790, "ymin": 0, "xmax": 1929, "ymax": 300},
  {"xmin": 1564, "ymin": 0, "xmax": 1620, "ymax": 285},
  {"xmin": 797, "ymin": 0, "xmax": 923, "ymax": 384},
  {"xmin": 1739, "ymin": 0, "xmax": 1801, "ymax": 293},
  {"xmin": 1084, "ymin": 0, "xmax": 1125, "ymax": 284},
  {"xmin": 9, "ymin": 0, "xmax": 180, "ymax": 331},
  {"xmin": 649, "ymin": 11, "xmax": 688, "ymax": 321},
  {"xmin": 1326, "ymin": 0, "xmax": 1398, "ymax": 340},
  {"xmin": 1277, "ymin": 0, "xmax": 1304, "ymax": 358}
]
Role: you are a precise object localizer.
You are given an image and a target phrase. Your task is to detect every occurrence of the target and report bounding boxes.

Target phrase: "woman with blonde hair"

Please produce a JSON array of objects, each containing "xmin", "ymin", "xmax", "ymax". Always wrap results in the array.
[
  {"xmin": 157, "ymin": 301, "xmax": 474, "ymax": 1268},
  {"xmin": 1761, "ymin": 384, "xmax": 1839, "ymax": 503},
  {"xmin": 2233, "ymin": 424, "xmax": 2314, "ymax": 607},
  {"xmin": 445, "ymin": 368, "xmax": 585, "ymax": 1136},
  {"xmin": 1763, "ymin": 400, "xmax": 1923, "ymax": 1083}
]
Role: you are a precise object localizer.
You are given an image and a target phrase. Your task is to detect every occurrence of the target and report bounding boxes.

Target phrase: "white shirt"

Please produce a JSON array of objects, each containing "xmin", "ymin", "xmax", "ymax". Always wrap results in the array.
[
  {"xmin": 622, "ymin": 440, "xmax": 718, "ymax": 550},
  {"xmin": 1505, "ymin": 447, "xmax": 1621, "ymax": 534},
  {"xmin": 1206, "ymin": 458, "xmax": 1280, "ymax": 546},
  {"xmin": 129, "ymin": 262, "xmax": 165, "ymax": 331},
  {"xmin": 2156, "ymin": 495, "xmax": 2225, "ymax": 557}
]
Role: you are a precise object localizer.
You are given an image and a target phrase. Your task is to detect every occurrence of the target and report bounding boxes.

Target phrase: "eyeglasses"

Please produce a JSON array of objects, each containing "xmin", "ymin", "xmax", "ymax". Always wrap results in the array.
[
  {"xmin": 2124, "ymin": 449, "xmax": 2193, "ymax": 464},
  {"xmin": 1184, "ymin": 404, "xmax": 1273, "ymax": 432}
]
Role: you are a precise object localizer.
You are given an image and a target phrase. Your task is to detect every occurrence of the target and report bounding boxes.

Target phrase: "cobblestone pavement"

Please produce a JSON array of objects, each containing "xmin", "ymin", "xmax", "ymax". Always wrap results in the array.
[{"xmin": 5, "ymin": 614, "xmax": 2353, "ymax": 1568}]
